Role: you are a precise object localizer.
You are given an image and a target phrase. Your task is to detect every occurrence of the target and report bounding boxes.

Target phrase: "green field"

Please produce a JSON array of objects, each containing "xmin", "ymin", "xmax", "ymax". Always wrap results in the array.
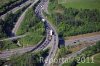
[
  {"xmin": 77, "ymin": 53, "xmax": 100, "ymax": 66},
  {"xmin": 61, "ymin": 0, "xmax": 100, "ymax": 9},
  {"xmin": 17, "ymin": 7, "xmax": 45, "ymax": 46}
]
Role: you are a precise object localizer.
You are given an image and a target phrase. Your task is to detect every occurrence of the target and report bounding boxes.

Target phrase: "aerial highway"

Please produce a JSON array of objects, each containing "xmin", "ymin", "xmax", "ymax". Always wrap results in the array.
[
  {"xmin": 35, "ymin": 1, "xmax": 100, "ymax": 66},
  {"xmin": 0, "ymin": 0, "xmax": 100, "ymax": 66},
  {"xmin": 0, "ymin": 0, "xmax": 55, "ymax": 59},
  {"xmin": 35, "ymin": 0, "xmax": 59, "ymax": 66},
  {"xmin": 65, "ymin": 35, "xmax": 100, "ymax": 46},
  {"xmin": 58, "ymin": 34, "xmax": 100, "ymax": 66},
  {"xmin": 0, "ymin": 33, "xmax": 99, "ymax": 59}
]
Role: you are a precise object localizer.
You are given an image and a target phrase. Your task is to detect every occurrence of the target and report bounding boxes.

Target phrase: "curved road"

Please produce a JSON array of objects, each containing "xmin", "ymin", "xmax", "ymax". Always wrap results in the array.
[
  {"xmin": 35, "ymin": 0, "xmax": 59, "ymax": 66},
  {"xmin": 12, "ymin": 0, "xmax": 39, "ymax": 34},
  {"xmin": 0, "ymin": 0, "xmax": 57, "ymax": 59},
  {"xmin": 0, "ymin": 0, "xmax": 38, "ymax": 41},
  {"xmin": 0, "ymin": 1, "xmax": 100, "ymax": 66},
  {"xmin": 35, "ymin": 1, "xmax": 100, "ymax": 66}
]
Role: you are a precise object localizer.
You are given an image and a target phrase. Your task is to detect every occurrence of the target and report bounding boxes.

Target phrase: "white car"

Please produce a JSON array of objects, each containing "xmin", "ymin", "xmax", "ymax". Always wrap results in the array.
[{"xmin": 42, "ymin": 19, "xmax": 45, "ymax": 22}]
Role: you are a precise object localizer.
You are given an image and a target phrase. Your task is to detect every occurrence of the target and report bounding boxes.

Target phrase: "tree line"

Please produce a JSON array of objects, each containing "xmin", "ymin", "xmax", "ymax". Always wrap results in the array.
[
  {"xmin": 0, "ymin": 4, "xmax": 30, "ymax": 38},
  {"xmin": 48, "ymin": 1, "xmax": 100, "ymax": 37},
  {"xmin": 0, "ymin": 0, "xmax": 28, "ymax": 16}
]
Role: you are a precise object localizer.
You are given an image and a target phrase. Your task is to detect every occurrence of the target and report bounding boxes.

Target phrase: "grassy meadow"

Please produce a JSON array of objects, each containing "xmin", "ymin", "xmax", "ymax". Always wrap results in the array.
[
  {"xmin": 59, "ymin": 0, "xmax": 100, "ymax": 9},
  {"xmin": 17, "ymin": 7, "xmax": 45, "ymax": 46}
]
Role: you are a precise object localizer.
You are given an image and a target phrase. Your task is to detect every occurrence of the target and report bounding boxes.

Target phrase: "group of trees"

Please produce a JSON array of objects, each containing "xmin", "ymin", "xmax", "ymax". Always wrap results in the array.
[
  {"xmin": 57, "ymin": 46, "xmax": 72, "ymax": 59},
  {"xmin": 48, "ymin": 0, "xmax": 100, "ymax": 37},
  {"xmin": 17, "ymin": 7, "xmax": 45, "ymax": 35},
  {"xmin": 0, "ymin": 19, "xmax": 7, "ymax": 38},
  {"xmin": 0, "ymin": 12, "xmax": 17, "ymax": 38},
  {"xmin": 81, "ymin": 41, "xmax": 100, "ymax": 57},
  {"xmin": 0, "ymin": 40, "xmax": 19, "ymax": 51},
  {"xmin": 0, "ymin": 4, "xmax": 30, "ymax": 50},
  {"xmin": 52, "ymin": 8, "xmax": 100, "ymax": 37},
  {"xmin": 62, "ymin": 41, "xmax": 100, "ymax": 66},
  {"xmin": 0, "ymin": 0, "xmax": 28, "ymax": 16},
  {"xmin": 17, "ymin": 7, "xmax": 45, "ymax": 46},
  {"xmin": 0, "ymin": 4, "xmax": 30, "ymax": 38},
  {"xmin": 70, "ymin": 41, "xmax": 100, "ymax": 66}
]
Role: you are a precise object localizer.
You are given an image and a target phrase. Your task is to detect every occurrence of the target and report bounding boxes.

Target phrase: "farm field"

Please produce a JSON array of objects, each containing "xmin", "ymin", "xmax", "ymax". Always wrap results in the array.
[{"xmin": 60, "ymin": 0, "xmax": 100, "ymax": 9}]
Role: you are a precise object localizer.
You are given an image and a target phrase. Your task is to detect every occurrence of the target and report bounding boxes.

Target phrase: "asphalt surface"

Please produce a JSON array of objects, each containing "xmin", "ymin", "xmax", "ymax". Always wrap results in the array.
[
  {"xmin": 35, "ymin": 0, "xmax": 59, "ymax": 66},
  {"xmin": 0, "ymin": 0, "xmax": 56, "ymax": 59},
  {"xmin": 65, "ymin": 35, "xmax": 100, "ymax": 46},
  {"xmin": 0, "ymin": 1, "xmax": 100, "ymax": 66},
  {"xmin": 35, "ymin": 1, "xmax": 100, "ymax": 66},
  {"xmin": 0, "ymin": 35, "xmax": 26, "ymax": 41},
  {"xmin": 59, "ymin": 35, "xmax": 100, "ymax": 66}
]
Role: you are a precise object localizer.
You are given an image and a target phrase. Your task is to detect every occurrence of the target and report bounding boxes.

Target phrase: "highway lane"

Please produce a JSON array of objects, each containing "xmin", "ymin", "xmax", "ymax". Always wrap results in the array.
[
  {"xmin": 0, "ymin": 19, "xmax": 53, "ymax": 59},
  {"xmin": 35, "ymin": 1, "xmax": 100, "ymax": 66},
  {"xmin": 35, "ymin": 0, "xmax": 59, "ymax": 66},
  {"xmin": 35, "ymin": 0, "xmax": 100, "ymax": 66},
  {"xmin": 59, "ymin": 35, "xmax": 100, "ymax": 66},
  {"xmin": 0, "ymin": 0, "xmax": 54, "ymax": 59},
  {"xmin": 0, "ymin": 1, "xmax": 100, "ymax": 66},
  {"xmin": 0, "ymin": 34, "xmax": 99, "ymax": 60},
  {"xmin": 0, "ymin": 0, "xmax": 43, "ymax": 59},
  {"xmin": 65, "ymin": 35, "xmax": 100, "ymax": 46}
]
